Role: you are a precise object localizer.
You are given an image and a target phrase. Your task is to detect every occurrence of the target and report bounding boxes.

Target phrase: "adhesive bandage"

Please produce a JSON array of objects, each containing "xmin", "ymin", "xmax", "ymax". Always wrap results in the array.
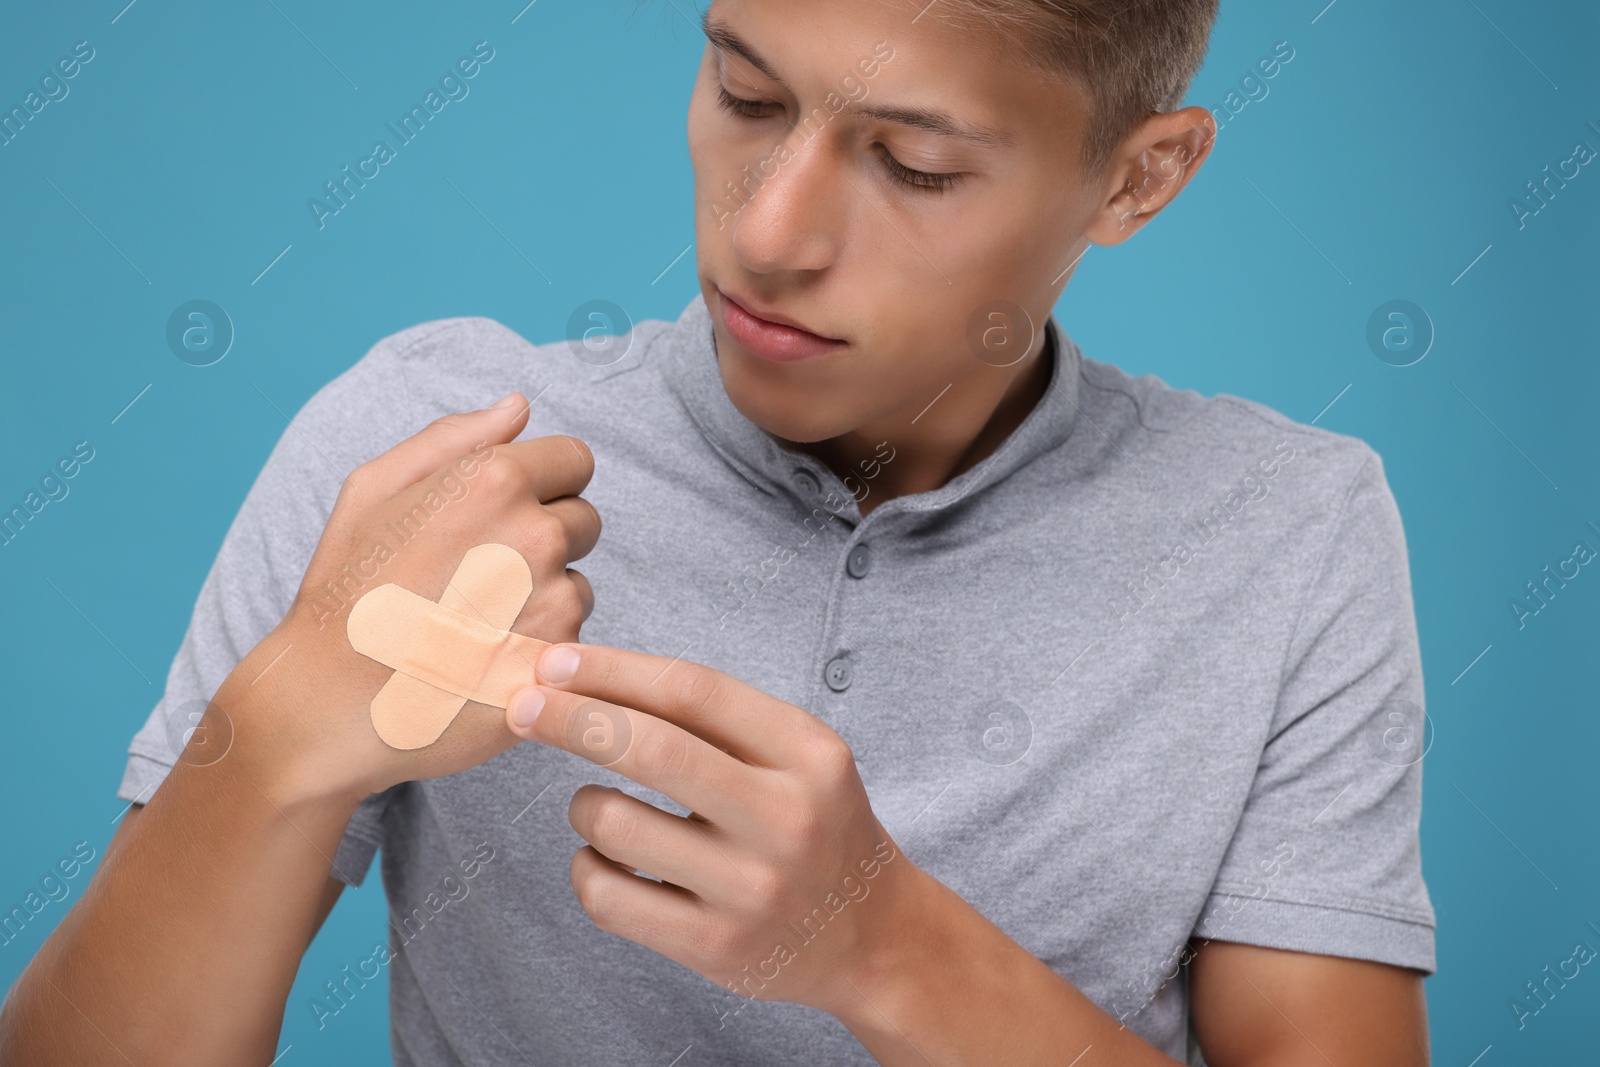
[{"xmin": 348, "ymin": 542, "xmax": 551, "ymax": 749}]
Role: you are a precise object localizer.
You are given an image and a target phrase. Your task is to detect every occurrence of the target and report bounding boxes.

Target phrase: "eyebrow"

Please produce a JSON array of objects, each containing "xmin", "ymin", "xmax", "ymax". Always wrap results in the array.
[{"xmin": 702, "ymin": 14, "xmax": 1018, "ymax": 149}]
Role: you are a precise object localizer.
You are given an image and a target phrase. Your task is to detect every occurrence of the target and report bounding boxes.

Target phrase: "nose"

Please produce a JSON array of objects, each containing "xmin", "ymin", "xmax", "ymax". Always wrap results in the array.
[{"xmin": 727, "ymin": 127, "xmax": 843, "ymax": 275}]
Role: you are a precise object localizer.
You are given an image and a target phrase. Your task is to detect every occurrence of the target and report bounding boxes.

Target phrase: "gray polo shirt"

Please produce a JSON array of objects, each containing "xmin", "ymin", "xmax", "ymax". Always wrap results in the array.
[{"xmin": 117, "ymin": 292, "xmax": 1435, "ymax": 1064}]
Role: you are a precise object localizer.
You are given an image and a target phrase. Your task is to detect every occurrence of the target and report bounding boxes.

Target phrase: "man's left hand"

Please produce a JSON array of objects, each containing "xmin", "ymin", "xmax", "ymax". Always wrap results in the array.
[{"xmin": 502, "ymin": 641, "xmax": 921, "ymax": 1017}]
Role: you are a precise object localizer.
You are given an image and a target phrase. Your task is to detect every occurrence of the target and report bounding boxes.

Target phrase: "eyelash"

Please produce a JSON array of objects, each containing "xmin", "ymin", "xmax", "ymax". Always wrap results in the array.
[{"xmin": 714, "ymin": 84, "xmax": 963, "ymax": 194}]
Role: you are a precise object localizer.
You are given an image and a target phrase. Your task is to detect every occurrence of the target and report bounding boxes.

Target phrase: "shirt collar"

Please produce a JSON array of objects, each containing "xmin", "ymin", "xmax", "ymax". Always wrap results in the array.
[{"xmin": 652, "ymin": 291, "xmax": 1084, "ymax": 522}]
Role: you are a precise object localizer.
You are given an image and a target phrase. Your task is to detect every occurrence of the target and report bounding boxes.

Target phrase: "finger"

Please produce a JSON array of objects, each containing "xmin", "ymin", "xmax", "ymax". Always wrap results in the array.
[
  {"xmin": 568, "ymin": 784, "xmax": 726, "ymax": 896},
  {"xmin": 570, "ymin": 845, "xmax": 712, "ymax": 963},
  {"xmin": 540, "ymin": 495, "xmax": 603, "ymax": 563},
  {"xmin": 475, "ymin": 434, "xmax": 596, "ymax": 506},
  {"xmin": 529, "ymin": 643, "xmax": 816, "ymax": 768},
  {"xmin": 348, "ymin": 394, "xmax": 530, "ymax": 501},
  {"xmin": 567, "ymin": 569, "xmax": 595, "ymax": 621},
  {"xmin": 506, "ymin": 688, "xmax": 759, "ymax": 829},
  {"xmin": 508, "ymin": 569, "xmax": 590, "ymax": 650}
]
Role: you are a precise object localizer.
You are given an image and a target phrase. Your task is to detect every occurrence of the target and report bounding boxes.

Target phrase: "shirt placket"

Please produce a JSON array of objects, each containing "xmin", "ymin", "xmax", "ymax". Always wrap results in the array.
[{"xmin": 783, "ymin": 456, "xmax": 893, "ymax": 756}]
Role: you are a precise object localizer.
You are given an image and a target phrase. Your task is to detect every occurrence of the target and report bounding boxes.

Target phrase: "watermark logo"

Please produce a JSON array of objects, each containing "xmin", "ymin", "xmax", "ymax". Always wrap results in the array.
[
  {"xmin": 302, "ymin": 444, "xmax": 497, "ymax": 629},
  {"xmin": 564, "ymin": 299, "xmax": 634, "ymax": 367},
  {"xmin": 163, "ymin": 697, "xmax": 234, "ymax": 768},
  {"xmin": 308, "ymin": 42, "xmax": 496, "ymax": 231},
  {"xmin": 1112, "ymin": 840, "xmax": 1296, "ymax": 1026},
  {"xmin": 965, "ymin": 699, "xmax": 1033, "ymax": 766},
  {"xmin": 0, "ymin": 840, "xmax": 98, "ymax": 949},
  {"xmin": 1510, "ymin": 921, "xmax": 1600, "ymax": 1031},
  {"xmin": 712, "ymin": 440, "xmax": 895, "ymax": 632},
  {"xmin": 965, "ymin": 300, "xmax": 1034, "ymax": 368},
  {"xmin": 1365, "ymin": 300, "xmax": 1432, "ymax": 367},
  {"xmin": 708, "ymin": 42, "xmax": 895, "ymax": 230},
  {"xmin": 1509, "ymin": 133, "xmax": 1595, "ymax": 231},
  {"xmin": 1, "ymin": 40, "xmax": 96, "ymax": 150},
  {"xmin": 566, "ymin": 700, "xmax": 632, "ymax": 767},
  {"xmin": 0, "ymin": 440, "xmax": 95, "ymax": 550},
  {"xmin": 713, "ymin": 839, "xmax": 899, "ymax": 1026},
  {"xmin": 1508, "ymin": 522, "xmax": 1599, "ymax": 631},
  {"xmin": 165, "ymin": 300, "xmax": 234, "ymax": 367},
  {"xmin": 1207, "ymin": 40, "xmax": 1295, "ymax": 136},
  {"xmin": 310, "ymin": 841, "xmax": 496, "ymax": 1030},
  {"xmin": 1364, "ymin": 697, "xmax": 1432, "ymax": 768}
]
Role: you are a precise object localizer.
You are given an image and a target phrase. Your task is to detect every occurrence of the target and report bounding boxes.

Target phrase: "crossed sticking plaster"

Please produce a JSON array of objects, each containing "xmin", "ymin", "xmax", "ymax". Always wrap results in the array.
[{"xmin": 347, "ymin": 542, "xmax": 551, "ymax": 749}]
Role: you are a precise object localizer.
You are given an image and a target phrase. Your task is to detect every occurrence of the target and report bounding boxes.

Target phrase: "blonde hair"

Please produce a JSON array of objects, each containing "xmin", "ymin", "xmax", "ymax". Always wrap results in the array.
[{"xmin": 921, "ymin": 0, "xmax": 1219, "ymax": 176}]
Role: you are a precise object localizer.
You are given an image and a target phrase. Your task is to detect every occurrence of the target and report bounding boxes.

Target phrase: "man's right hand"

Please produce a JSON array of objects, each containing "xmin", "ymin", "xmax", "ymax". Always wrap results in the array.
[
  {"xmin": 210, "ymin": 391, "xmax": 601, "ymax": 809},
  {"xmin": 0, "ymin": 388, "xmax": 604, "ymax": 1067}
]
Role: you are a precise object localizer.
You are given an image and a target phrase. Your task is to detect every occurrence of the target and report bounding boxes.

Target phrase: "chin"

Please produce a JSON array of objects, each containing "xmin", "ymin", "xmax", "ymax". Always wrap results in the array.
[
  {"xmin": 717, "ymin": 363, "xmax": 846, "ymax": 445},
  {"xmin": 730, "ymin": 388, "xmax": 834, "ymax": 444}
]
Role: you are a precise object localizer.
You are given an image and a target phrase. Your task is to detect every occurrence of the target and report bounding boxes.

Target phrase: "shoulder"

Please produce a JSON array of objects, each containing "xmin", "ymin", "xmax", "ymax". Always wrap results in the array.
[
  {"xmin": 328, "ymin": 312, "xmax": 677, "ymax": 404},
  {"xmin": 1074, "ymin": 353, "xmax": 1389, "ymax": 518},
  {"xmin": 288, "ymin": 312, "xmax": 679, "ymax": 462},
  {"xmin": 356, "ymin": 313, "xmax": 674, "ymax": 369}
]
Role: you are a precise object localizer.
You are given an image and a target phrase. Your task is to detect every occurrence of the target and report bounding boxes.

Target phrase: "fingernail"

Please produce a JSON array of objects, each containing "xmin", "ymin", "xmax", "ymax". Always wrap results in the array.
[
  {"xmin": 491, "ymin": 392, "xmax": 519, "ymax": 410},
  {"xmin": 510, "ymin": 688, "xmax": 545, "ymax": 728},
  {"xmin": 539, "ymin": 645, "xmax": 580, "ymax": 685}
]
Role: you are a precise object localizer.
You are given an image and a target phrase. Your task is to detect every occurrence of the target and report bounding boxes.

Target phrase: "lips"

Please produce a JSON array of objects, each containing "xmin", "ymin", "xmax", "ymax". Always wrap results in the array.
[{"xmin": 716, "ymin": 288, "xmax": 846, "ymax": 364}]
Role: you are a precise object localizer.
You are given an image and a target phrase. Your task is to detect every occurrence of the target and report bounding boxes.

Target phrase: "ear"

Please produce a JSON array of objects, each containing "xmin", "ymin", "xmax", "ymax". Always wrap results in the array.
[{"xmin": 1084, "ymin": 107, "xmax": 1218, "ymax": 246}]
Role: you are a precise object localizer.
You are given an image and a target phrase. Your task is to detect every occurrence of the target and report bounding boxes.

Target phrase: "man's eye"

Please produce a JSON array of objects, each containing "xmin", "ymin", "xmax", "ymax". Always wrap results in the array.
[
  {"xmin": 874, "ymin": 146, "xmax": 963, "ymax": 194},
  {"xmin": 715, "ymin": 84, "xmax": 776, "ymax": 119},
  {"xmin": 715, "ymin": 83, "xmax": 963, "ymax": 195}
]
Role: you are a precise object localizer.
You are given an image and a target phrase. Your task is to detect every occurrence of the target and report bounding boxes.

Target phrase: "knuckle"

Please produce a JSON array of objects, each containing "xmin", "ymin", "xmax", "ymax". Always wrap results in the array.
[
  {"xmin": 338, "ymin": 463, "xmax": 375, "ymax": 505},
  {"xmin": 576, "ymin": 851, "xmax": 624, "ymax": 934},
  {"xmin": 429, "ymin": 411, "xmax": 472, "ymax": 435},
  {"xmin": 561, "ymin": 435, "xmax": 596, "ymax": 478},
  {"xmin": 475, "ymin": 455, "xmax": 521, "ymax": 496},
  {"xmin": 524, "ymin": 509, "xmax": 570, "ymax": 557},
  {"xmin": 672, "ymin": 667, "xmax": 724, "ymax": 723},
  {"xmin": 632, "ymin": 727, "xmax": 693, "ymax": 783},
  {"xmin": 528, "ymin": 582, "xmax": 586, "ymax": 638},
  {"xmin": 801, "ymin": 726, "xmax": 856, "ymax": 782},
  {"xmin": 744, "ymin": 863, "xmax": 787, "ymax": 913},
  {"xmin": 775, "ymin": 801, "xmax": 826, "ymax": 853},
  {"xmin": 554, "ymin": 581, "xmax": 587, "ymax": 625},
  {"xmin": 573, "ymin": 853, "xmax": 615, "ymax": 925},
  {"xmin": 589, "ymin": 793, "xmax": 639, "ymax": 852},
  {"xmin": 586, "ymin": 645, "xmax": 626, "ymax": 692}
]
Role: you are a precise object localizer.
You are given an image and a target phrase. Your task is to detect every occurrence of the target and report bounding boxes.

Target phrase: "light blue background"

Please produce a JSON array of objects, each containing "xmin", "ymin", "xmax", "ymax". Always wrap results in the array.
[{"xmin": 2, "ymin": 1, "xmax": 1596, "ymax": 1063}]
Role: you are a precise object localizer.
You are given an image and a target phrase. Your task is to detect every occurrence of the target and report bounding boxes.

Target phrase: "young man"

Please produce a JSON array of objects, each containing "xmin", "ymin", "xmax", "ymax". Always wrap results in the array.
[{"xmin": 1, "ymin": 0, "xmax": 1434, "ymax": 1063}]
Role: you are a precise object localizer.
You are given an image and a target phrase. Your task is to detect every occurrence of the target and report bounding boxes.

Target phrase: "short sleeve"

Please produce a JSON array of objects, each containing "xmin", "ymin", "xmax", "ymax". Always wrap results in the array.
[
  {"xmin": 1192, "ymin": 447, "xmax": 1437, "ymax": 974},
  {"xmin": 111, "ymin": 322, "xmax": 475, "ymax": 886}
]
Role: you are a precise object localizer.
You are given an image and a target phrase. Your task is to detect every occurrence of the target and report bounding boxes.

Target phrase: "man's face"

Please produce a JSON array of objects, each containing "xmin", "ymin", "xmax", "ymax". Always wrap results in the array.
[{"xmin": 687, "ymin": 0, "xmax": 1101, "ymax": 445}]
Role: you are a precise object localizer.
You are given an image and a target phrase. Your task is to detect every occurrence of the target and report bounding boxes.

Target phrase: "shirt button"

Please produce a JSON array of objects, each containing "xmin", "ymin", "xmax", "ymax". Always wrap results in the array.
[
  {"xmin": 824, "ymin": 656, "xmax": 852, "ymax": 692},
  {"xmin": 792, "ymin": 468, "xmax": 821, "ymax": 497},
  {"xmin": 846, "ymin": 543, "xmax": 871, "ymax": 579}
]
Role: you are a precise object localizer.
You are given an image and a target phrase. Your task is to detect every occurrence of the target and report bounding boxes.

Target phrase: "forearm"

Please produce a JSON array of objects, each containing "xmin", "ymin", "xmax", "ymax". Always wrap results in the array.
[
  {"xmin": 0, "ymin": 744, "xmax": 361, "ymax": 1065},
  {"xmin": 0, "ymin": 400, "xmax": 574, "ymax": 1063},
  {"xmin": 834, "ymin": 869, "xmax": 1185, "ymax": 1067}
]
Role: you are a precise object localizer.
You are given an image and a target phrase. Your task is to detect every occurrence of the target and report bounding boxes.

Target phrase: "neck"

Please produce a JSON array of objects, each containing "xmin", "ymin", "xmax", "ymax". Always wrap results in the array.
[{"xmin": 777, "ymin": 324, "xmax": 1056, "ymax": 518}]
